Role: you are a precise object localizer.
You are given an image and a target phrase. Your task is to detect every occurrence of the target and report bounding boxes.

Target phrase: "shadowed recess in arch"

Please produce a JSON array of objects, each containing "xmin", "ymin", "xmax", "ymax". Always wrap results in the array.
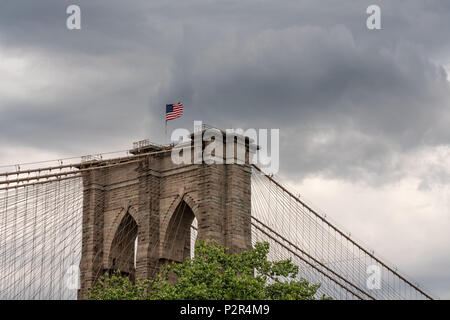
[
  {"xmin": 163, "ymin": 200, "xmax": 197, "ymax": 263},
  {"xmin": 107, "ymin": 211, "xmax": 138, "ymax": 282}
]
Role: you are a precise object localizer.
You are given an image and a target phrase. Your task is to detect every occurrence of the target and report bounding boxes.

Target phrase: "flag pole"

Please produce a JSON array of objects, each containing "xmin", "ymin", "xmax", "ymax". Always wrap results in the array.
[{"xmin": 165, "ymin": 120, "xmax": 168, "ymax": 145}]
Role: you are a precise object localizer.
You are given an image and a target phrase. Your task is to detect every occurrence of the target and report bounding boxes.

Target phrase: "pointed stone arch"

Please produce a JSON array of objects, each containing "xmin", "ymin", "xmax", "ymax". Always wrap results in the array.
[
  {"xmin": 104, "ymin": 205, "xmax": 138, "ymax": 265},
  {"xmin": 163, "ymin": 193, "xmax": 199, "ymax": 224},
  {"xmin": 106, "ymin": 207, "xmax": 138, "ymax": 280},
  {"xmin": 160, "ymin": 193, "xmax": 199, "ymax": 263}
]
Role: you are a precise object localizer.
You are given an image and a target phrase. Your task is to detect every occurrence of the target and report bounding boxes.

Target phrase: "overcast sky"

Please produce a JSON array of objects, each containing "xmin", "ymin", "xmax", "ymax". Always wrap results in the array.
[{"xmin": 1, "ymin": 0, "xmax": 450, "ymax": 298}]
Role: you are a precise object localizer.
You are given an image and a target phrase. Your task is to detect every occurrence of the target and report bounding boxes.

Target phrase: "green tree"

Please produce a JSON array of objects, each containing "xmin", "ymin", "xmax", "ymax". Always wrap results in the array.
[{"xmin": 87, "ymin": 241, "xmax": 330, "ymax": 300}]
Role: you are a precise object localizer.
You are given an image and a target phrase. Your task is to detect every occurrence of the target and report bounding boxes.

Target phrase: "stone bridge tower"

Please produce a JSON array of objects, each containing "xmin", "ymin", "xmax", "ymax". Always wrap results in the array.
[{"xmin": 77, "ymin": 130, "xmax": 253, "ymax": 298}]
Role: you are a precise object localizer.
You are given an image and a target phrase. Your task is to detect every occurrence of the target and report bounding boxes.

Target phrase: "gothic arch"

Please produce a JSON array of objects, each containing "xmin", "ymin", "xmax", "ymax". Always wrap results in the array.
[
  {"xmin": 160, "ymin": 193, "xmax": 199, "ymax": 262},
  {"xmin": 104, "ymin": 205, "xmax": 138, "ymax": 263},
  {"xmin": 106, "ymin": 207, "xmax": 139, "ymax": 280},
  {"xmin": 164, "ymin": 193, "xmax": 199, "ymax": 223}
]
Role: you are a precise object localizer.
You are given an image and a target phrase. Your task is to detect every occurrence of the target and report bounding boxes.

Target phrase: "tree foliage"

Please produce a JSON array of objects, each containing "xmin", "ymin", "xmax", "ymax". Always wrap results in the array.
[{"xmin": 87, "ymin": 241, "xmax": 330, "ymax": 300}]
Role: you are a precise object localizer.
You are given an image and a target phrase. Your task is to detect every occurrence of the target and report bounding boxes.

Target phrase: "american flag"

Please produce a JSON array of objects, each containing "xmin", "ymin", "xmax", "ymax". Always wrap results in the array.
[{"xmin": 166, "ymin": 102, "xmax": 183, "ymax": 121}]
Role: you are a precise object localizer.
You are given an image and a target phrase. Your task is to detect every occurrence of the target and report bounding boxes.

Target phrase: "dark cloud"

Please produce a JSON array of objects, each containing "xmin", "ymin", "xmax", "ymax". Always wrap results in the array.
[
  {"xmin": 1, "ymin": 1, "xmax": 449, "ymax": 183},
  {"xmin": 157, "ymin": 23, "xmax": 450, "ymax": 183}
]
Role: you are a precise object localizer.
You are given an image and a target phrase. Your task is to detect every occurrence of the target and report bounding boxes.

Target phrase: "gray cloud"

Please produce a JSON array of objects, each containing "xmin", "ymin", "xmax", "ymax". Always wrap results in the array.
[
  {"xmin": 157, "ymin": 23, "xmax": 450, "ymax": 183},
  {"xmin": 2, "ymin": 0, "xmax": 449, "ymax": 183}
]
